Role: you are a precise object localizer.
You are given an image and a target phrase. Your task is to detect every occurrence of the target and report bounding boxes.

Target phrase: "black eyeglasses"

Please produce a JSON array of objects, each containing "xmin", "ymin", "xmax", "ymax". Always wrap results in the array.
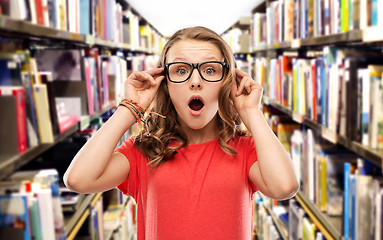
[{"xmin": 164, "ymin": 61, "xmax": 227, "ymax": 83}]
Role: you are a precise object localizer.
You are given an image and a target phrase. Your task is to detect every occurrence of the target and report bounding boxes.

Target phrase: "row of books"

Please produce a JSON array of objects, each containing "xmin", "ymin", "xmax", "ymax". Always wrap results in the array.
[
  {"xmin": 0, "ymin": 1, "xmax": 165, "ymax": 52},
  {"xmin": 253, "ymin": 197, "xmax": 282, "ymax": 239},
  {"xmin": 263, "ymin": 107, "xmax": 383, "ymax": 239},
  {"xmin": 254, "ymin": 192, "xmax": 327, "ymax": 240},
  {"xmin": 103, "ymin": 189, "xmax": 136, "ymax": 240},
  {"xmin": 0, "ymin": 169, "xmax": 66, "ymax": 240},
  {"xmin": 0, "ymin": 0, "xmax": 122, "ymax": 41},
  {"xmin": 0, "ymin": 47, "xmax": 129, "ymax": 161},
  {"xmin": 124, "ymin": 10, "xmax": 164, "ymax": 52},
  {"xmin": 0, "ymin": 169, "xmax": 134, "ymax": 240},
  {"xmin": 253, "ymin": 47, "xmax": 383, "ymax": 149},
  {"xmin": 222, "ymin": 28, "xmax": 249, "ymax": 54},
  {"xmin": 252, "ymin": 0, "xmax": 383, "ymax": 47},
  {"xmin": 289, "ymin": 127, "xmax": 383, "ymax": 239},
  {"xmin": 289, "ymin": 198, "xmax": 325, "ymax": 240}
]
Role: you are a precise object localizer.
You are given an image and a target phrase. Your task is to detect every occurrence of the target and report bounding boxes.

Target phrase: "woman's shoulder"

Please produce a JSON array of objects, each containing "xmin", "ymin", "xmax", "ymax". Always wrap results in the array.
[
  {"xmin": 228, "ymin": 135, "xmax": 253, "ymax": 146},
  {"xmin": 115, "ymin": 137, "xmax": 145, "ymax": 159}
]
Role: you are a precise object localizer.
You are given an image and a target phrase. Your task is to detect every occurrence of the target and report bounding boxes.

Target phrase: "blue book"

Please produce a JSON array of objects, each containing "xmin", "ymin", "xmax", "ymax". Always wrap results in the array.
[
  {"xmin": 80, "ymin": 0, "xmax": 90, "ymax": 35},
  {"xmin": 343, "ymin": 162, "xmax": 351, "ymax": 239},
  {"xmin": 0, "ymin": 59, "xmax": 22, "ymax": 86},
  {"xmin": 351, "ymin": 175, "xmax": 356, "ymax": 240},
  {"xmin": 319, "ymin": 58, "xmax": 327, "ymax": 126},
  {"xmin": 371, "ymin": 0, "xmax": 378, "ymax": 26},
  {"xmin": 0, "ymin": 195, "xmax": 32, "ymax": 240}
]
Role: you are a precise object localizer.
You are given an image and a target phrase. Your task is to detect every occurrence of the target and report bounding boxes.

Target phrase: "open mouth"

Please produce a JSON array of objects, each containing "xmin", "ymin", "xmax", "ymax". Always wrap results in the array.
[{"xmin": 188, "ymin": 97, "xmax": 204, "ymax": 111}]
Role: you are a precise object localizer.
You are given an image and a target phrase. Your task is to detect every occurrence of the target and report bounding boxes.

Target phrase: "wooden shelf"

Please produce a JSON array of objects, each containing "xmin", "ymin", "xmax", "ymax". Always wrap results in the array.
[
  {"xmin": 64, "ymin": 193, "xmax": 103, "ymax": 240},
  {"xmin": 265, "ymin": 100, "xmax": 383, "ymax": 168},
  {"xmin": 257, "ymin": 194, "xmax": 288, "ymax": 239},
  {"xmin": 0, "ymin": 15, "xmax": 156, "ymax": 53},
  {"xmin": 295, "ymin": 191, "xmax": 342, "ymax": 240},
  {"xmin": 0, "ymin": 104, "xmax": 115, "ymax": 181},
  {"xmin": 252, "ymin": 28, "xmax": 383, "ymax": 53},
  {"xmin": 265, "ymin": 207, "xmax": 288, "ymax": 239}
]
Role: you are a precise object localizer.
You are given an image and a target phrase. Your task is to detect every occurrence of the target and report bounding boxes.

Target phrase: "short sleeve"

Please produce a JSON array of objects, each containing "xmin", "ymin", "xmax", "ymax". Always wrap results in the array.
[
  {"xmin": 114, "ymin": 138, "xmax": 140, "ymax": 198},
  {"xmin": 241, "ymin": 136, "xmax": 259, "ymax": 194}
]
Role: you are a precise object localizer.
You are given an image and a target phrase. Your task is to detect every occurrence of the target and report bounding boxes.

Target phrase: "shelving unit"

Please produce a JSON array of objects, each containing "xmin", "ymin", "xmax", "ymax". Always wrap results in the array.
[
  {"xmin": 251, "ymin": 28, "xmax": 383, "ymax": 52},
  {"xmin": 295, "ymin": 191, "xmax": 342, "ymax": 240},
  {"xmin": 64, "ymin": 193, "xmax": 103, "ymax": 240},
  {"xmin": 263, "ymin": 205, "xmax": 288, "ymax": 239},
  {"xmin": 242, "ymin": 0, "xmax": 383, "ymax": 238},
  {"xmin": 265, "ymin": 99, "xmax": 383, "ymax": 168},
  {"xmin": 0, "ymin": 15, "xmax": 159, "ymax": 54},
  {"xmin": 0, "ymin": 1, "xmax": 161, "ymax": 239},
  {"xmin": 0, "ymin": 104, "xmax": 115, "ymax": 181}
]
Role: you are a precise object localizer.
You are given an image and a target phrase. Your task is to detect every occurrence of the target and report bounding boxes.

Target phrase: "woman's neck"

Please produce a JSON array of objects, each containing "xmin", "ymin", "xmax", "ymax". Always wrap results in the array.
[{"xmin": 181, "ymin": 117, "xmax": 219, "ymax": 144}]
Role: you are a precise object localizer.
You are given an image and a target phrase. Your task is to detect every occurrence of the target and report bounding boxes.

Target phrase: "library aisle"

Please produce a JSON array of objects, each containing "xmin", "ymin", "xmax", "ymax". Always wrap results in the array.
[{"xmin": 0, "ymin": 0, "xmax": 383, "ymax": 239}]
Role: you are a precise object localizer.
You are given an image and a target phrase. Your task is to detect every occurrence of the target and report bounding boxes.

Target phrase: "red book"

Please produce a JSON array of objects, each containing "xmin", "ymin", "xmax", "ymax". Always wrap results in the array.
[
  {"xmin": 0, "ymin": 87, "xmax": 28, "ymax": 154},
  {"xmin": 34, "ymin": 0, "xmax": 44, "ymax": 25}
]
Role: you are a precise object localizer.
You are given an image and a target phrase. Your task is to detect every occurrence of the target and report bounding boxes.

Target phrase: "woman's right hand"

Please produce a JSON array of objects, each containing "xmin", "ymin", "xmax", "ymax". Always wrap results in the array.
[{"xmin": 124, "ymin": 68, "xmax": 165, "ymax": 109}]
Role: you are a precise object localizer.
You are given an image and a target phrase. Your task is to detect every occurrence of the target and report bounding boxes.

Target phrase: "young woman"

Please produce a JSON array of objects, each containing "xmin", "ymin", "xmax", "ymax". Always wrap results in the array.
[{"xmin": 64, "ymin": 26, "xmax": 299, "ymax": 239}]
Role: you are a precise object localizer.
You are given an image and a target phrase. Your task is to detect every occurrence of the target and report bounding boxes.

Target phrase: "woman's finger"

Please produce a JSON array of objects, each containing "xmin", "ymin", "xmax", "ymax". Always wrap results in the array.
[
  {"xmin": 245, "ymin": 79, "xmax": 252, "ymax": 94},
  {"xmin": 235, "ymin": 68, "xmax": 248, "ymax": 78},
  {"xmin": 131, "ymin": 71, "xmax": 156, "ymax": 86},
  {"xmin": 236, "ymin": 76, "xmax": 248, "ymax": 96}
]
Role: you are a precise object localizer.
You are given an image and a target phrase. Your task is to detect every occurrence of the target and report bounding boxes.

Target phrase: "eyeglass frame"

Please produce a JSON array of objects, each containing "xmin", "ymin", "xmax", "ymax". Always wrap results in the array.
[{"xmin": 164, "ymin": 61, "xmax": 228, "ymax": 83}]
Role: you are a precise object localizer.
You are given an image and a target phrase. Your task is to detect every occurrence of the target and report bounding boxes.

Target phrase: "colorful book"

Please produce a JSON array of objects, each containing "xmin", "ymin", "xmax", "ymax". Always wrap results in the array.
[
  {"xmin": 0, "ymin": 86, "xmax": 28, "ymax": 154},
  {"xmin": 0, "ymin": 194, "xmax": 32, "ymax": 240}
]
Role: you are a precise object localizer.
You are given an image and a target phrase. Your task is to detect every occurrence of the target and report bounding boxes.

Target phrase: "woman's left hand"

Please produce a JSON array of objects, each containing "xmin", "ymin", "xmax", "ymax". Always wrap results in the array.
[{"xmin": 231, "ymin": 68, "xmax": 263, "ymax": 114}]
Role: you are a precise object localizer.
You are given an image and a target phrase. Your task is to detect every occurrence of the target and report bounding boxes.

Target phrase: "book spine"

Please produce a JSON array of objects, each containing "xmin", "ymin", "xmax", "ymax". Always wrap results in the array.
[
  {"xmin": 0, "ymin": 88, "xmax": 28, "ymax": 153},
  {"xmin": 344, "ymin": 162, "xmax": 351, "ymax": 239},
  {"xmin": 34, "ymin": 0, "xmax": 45, "ymax": 25}
]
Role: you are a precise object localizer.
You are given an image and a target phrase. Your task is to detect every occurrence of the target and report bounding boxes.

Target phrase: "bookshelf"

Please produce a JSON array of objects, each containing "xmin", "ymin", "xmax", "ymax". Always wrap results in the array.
[
  {"xmin": 295, "ymin": 191, "xmax": 342, "ymax": 240},
  {"xmin": 0, "ymin": 0, "xmax": 162, "ymax": 239},
  {"xmin": 0, "ymin": 15, "xmax": 159, "ymax": 54},
  {"xmin": 0, "ymin": 104, "xmax": 114, "ymax": 181},
  {"xmin": 64, "ymin": 192, "xmax": 102, "ymax": 240},
  {"xmin": 225, "ymin": 0, "xmax": 383, "ymax": 239},
  {"xmin": 266, "ymin": 99, "xmax": 383, "ymax": 167}
]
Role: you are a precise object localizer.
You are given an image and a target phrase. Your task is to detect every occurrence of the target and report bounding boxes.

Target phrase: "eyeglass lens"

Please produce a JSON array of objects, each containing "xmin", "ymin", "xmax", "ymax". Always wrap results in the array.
[{"xmin": 168, "ymin": 62, "xmax": 223, "ymax": 82}]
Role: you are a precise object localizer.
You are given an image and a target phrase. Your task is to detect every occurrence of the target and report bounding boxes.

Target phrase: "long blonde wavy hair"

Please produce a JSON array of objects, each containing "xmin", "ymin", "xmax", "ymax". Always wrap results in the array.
[{"xmin": 134, "ymin": 26, "xmax": 247, "ymax": 168}]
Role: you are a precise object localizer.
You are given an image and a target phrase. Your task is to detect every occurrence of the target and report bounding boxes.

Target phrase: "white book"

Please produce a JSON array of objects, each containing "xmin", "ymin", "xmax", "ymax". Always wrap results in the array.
[
  {"xmin": 367, "ymin": 65, "xmax": 383, "ymax": 149},
  {"xmin": 36, "ymin": 188, "xmax": 55, "ymax": 240},
  {"xmin": 359, "ymin": 0, "xmax": 367, "ymax": 29},
  {"xmin": 10, "ymin": 0, "xmax": 27, "ymax": 20},
  {"xmin": 28, "ymin": 0, "xmax": 37, "ymax": 24},
  {"xmin": 41, "ymin": 0, "xmax": 50, "ymax": 27},
  {"xmin": 307, "ymin": 129, "xmax": 316, "ymax": 202}
]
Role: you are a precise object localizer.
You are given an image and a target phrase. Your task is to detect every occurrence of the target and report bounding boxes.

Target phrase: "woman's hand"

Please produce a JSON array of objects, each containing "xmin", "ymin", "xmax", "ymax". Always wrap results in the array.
[
  {"xmin": 124, "ymin": 68, "xmax": 165, "ymax": 109},
  {"xmin": 231, "ymin": 68, "xmax": 263, "ymax": 115}
]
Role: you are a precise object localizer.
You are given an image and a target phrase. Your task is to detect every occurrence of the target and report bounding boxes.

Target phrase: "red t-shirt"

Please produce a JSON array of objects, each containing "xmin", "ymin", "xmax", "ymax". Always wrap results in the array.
[{"xmin": 116, "ymin": 136, "xmax": 258, "ymax": 240}]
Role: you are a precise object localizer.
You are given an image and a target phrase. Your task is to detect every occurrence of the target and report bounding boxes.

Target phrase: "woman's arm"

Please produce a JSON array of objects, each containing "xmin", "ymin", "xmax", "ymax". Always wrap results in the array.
[
  {"xmin": 64, "ymin": 68, "xmax": 164, "ymax": 194},
  {"xmin": 231, "ymin": 69, "xmax": 299, "ymax": 200},
  {"xmin": 63, "ymin": 107, "xmax": 135, "ymax": 193}
]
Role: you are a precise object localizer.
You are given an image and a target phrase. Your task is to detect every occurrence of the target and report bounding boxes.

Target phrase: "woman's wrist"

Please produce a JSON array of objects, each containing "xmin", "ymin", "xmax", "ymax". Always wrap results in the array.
[
  {"xmin": 113, "ymin": 105, "xmax": 138, "ymax": 130},
  {"xmin": 239, "ymin": 107, "xmax": 264, "ymax": 134}
]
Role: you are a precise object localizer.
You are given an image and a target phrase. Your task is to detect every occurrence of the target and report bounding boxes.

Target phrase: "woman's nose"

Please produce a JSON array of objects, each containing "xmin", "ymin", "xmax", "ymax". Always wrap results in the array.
[{"xmin": 189, "ymin": 69, "xmax": 203, "ymax": 89}]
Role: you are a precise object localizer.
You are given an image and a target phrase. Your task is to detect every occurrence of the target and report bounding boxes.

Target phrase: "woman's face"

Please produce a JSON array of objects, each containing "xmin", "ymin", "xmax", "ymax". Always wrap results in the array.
[{"xmin": 166, "ymin": 39, "xmax": 224, "ymax": 130}]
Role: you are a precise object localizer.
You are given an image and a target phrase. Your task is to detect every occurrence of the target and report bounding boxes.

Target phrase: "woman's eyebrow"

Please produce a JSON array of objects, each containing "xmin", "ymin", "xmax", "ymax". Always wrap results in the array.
[{"xmin": 170, "ymin": 57, "xmax": 222, "ymax": 62}]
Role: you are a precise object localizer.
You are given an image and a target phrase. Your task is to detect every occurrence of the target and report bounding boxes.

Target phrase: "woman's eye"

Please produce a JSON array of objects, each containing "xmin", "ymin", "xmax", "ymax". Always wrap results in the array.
[
  {"xmin": 204, "ymin": 68, "xmax": 215, "ymax": 75},
  {"xmin": 177, "ymin": 68, "xmax": 188, "ymax": 75}
]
